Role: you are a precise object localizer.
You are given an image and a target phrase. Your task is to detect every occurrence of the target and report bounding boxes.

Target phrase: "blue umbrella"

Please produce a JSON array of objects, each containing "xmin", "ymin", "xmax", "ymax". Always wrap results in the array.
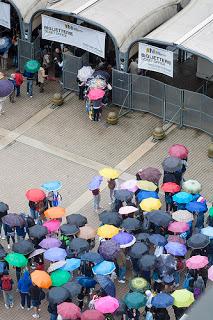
[
  {"xmin": 152, "ymin": 293, "xmax": 174, "ymax": 308},
  {"xmin": 148, "ymin": 234, "xmax": 167, "ymax": 246},
  {"xmin": 0, "ymin": 80, "xmax": 14, "ymax": 97},
  {"xmin": 44, "ymin": 248, "xmax": 67, "ymax": 262},
  {"xmin": 60, "ymin": 258, "xmax": 81, "ymax": 271},
  {"xmin": 95, "ymin": 275, "xmax": 116, "ymax": 297},
  {"xmin": 81, "ymin": 252, "xmax": 104, "ymax": 264},
  {"xmin": 137, "ymin": 190, "xmax": 159, "ymax": 202},
  {"xmin": 92, "ymin": 260, "xmax": 116, "ymax": 275},
  {"xmin": 41, "ymin": 181, "xmax": 62, "ymax": 192},
  {"xmin": 77, "ymin": 276, "xmax": 97, "ymax": 288},
  {"xmin": 88, "ymin": 176, "xmax": 103, "ymax": 191},
  {"xmin": 0, "ymin": 37, "xmax": 11, "ymax": 54},
  {"xmin": 165, "ymin": 242, "xmax": 187, "ymax": 256},
  {"xmin": 173, "ymin": 192, "xmax": 193, "ymax": 204},
  {"xmin": 201, "ymin": 226, "xmax": 213, "ymax": 239},
  {"xmin": 186, "ymin": 201, "xmax": 208, "ymax": 214}
]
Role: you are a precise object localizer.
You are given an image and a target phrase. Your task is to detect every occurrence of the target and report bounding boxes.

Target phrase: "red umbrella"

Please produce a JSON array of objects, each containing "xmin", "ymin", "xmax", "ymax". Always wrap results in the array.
[
  {"xmin": 57, "ymin": 302, "xmax": 81, "ymax": 320},
  {"xmin": 161, "ymin": 182, "xmax": 181, "ymax": 193},
  {"xmin": 81, "ymin": 310, "xmax": 105, "ymax": 320},
  {"xmin": 168, "ymin": 144, "xmax": 189, "ymax": 160},
  {"xmin": 26, "ymin": 189, "xmax": 46, "ymax": 202}
]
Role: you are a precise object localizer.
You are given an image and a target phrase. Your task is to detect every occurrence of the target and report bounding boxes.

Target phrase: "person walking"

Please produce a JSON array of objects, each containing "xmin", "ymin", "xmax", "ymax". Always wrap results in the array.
[
  {"xmin": 4, "ymin": 224, "xmax": 15, "ymax": 249},
  {"xmin": 29, "ymin": 283, "xmax": 42, "ymax": 318},
  {"xmin": 0, "ymin": 270, "xmax": 14, "ymax": 309},
  {"xmin": 18, "ymin": 270, "xmax": 32, "ymax": 310},
  {"xmin": 8, "ymin": 73, "xmax": 16, "ymax": 103},
  {"xmin": 116, "ymin": 249, "xmax": 126, "ymax": 284},
  {"xmin": 91, "ymin": 188, "xmax": 101, "ymax": 213},
  {"xmin": 38, "ymin": 65, "xmax": 47, "ymax": 93},
  {"xmin": 93, "ymin": 99, "xmax": 102, "ymax": 121},
  {"xmin": 108, "ymin": 178, "xmax": 116, "ymax": 204},
  {"xmin": 24, "ymin": 70, "xmax": 34, "ymax": 98},
  {"xmin": 14, "ymin": 70, "xmax": 24, "ymax": 97},
  {"xmin": 0, "ymin": 202, "xmax": 8, "ymax": 239}
]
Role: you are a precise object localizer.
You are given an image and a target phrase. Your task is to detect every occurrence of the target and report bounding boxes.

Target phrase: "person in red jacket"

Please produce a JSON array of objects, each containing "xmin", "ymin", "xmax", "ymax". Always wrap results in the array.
[{"xmin": 14, "ymin": 70, "xmax": 24, "ymax": 97}]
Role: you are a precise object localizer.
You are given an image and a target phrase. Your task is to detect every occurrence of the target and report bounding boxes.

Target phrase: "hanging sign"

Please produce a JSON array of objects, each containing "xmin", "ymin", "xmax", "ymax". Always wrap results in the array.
[{"xmin": 0, "ymin": 2, "xmax": 11, "ymax": 29}]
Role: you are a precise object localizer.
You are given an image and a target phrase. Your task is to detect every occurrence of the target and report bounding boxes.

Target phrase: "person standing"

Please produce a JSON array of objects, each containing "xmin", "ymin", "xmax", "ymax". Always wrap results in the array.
[
  {"xmin": 0, "ymin": 270, "xmax": 14, "ymax": 309},
  {"xmin": 29, "ymin": 283, "xmax": 42, "ymax": 318},
  {"xmin": 8, "ymin": 74, "xmax": 16, "ymax": 103},
  {"xmin": 38, "ymin": 65, "xmax": 47, "ymax": 93},
  {"xmin": 116, "ymin": 249, "xmax": 126, "ymax": 284},
  {"xmin": 0, "ymin": 202, "xmax": 8, "ymax": 239},
  {"xmin": 91, "ymin": 188, "xmax": 101, "ymax": 213},
  {"xmin": 18, "ymin": 270, "xmax": 32, "ymax": 310},
  {"xmin": 4, "ymin": 224, "xmax": 15, "ymax": 249},
  {"xmin": 48, "ymin": 302, "xmax": 58, "ymax": 320},
  {"xmin": 108, "ymin": 178, "xmax": 116, "ymax": 204},
  {"xmin": 93, "ymin": 99, "xmax": 102, "ymax": 121},
  {"xmin": 14, "ymin": 70, "xmax": 24, "ymax": 97},
  {"xmin": 24, "ymin": 70, "xmax": 34, "ymax": 98}
]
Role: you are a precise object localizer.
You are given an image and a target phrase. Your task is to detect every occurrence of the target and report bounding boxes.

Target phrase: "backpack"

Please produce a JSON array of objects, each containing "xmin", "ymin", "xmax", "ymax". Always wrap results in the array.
[
  {"xmin": 183, "ymin": 274, "xmax": 194, "ymax": 290},
  {"xmin": 2, "ymin": 275, "xmax": 12, "ymax": 291},
  {"xmin": 194, "ymin": 287, "xmax": 201, "ymax": 299}
]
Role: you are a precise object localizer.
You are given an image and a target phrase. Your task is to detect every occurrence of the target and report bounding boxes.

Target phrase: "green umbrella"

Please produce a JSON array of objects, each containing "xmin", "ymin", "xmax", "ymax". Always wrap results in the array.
[
  {"xmin": 50, "ymin": 270, "xmax": 71, "ymax": 287},
  {"xmin": 124, "ymin": 292, "xmax": 147, "ymax": 309},
  {"xmin": 209, "ymin": 207, "xmax": 213, "ymax": 217},
  {"xmin": 5, "ymin": 252, "xmax": 28, "ymax": 267},
  {"xmin": 24, "ymin": 60, "xmax": 40, "ymax": 73},
  {"xmin": 129, "ymin": 277, "xmax": 149, "ymax": 293}
]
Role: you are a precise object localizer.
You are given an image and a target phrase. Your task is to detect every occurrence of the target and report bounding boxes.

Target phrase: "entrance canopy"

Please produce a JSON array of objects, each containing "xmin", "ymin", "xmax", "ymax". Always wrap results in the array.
[{"xmin": 7, "ymin": 0, "xmax": 48, "ymax": 23}]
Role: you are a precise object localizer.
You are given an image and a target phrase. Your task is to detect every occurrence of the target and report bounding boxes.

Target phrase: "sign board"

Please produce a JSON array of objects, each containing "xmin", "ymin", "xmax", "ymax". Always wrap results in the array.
[
  {"xmin": 138, "ymin": 43, "xmax": 173, "ymax": 77},
  {"xmin": 0, "ymin": 2, "xmax": 10, "ymax": 29},
  {"xmin": 42, "ymin": 15, "xmax": 106, "ymax": 58}
]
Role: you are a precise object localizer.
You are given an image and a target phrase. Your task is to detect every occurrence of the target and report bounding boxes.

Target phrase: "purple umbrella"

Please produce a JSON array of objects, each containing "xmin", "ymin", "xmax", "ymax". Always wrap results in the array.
[
  {"xmin": 0, "ymin": 80, "xmax": 14, "ymax": 97},
  {"xmin": 39, "ymin": 237, "xmax": 62, "ymax": 249},
  {"xmin": 89, "ymin": 176, "xmax": 103, "ymax": 191},
  {"xmin": 165, "ymin": 242, "xmax": 187, "ymax": 257},
  {"xmin": 99, "ymin": 240, "xmax": 120, "ymax": 260},
  {"xmin": 112, "ymin": 232, "xmax": 136, "ymax": 248},
  {"xmin": 44, "ymin": 247, "xmax": 67, "ymax": 262},
  {"xmin": 137, "ymin": 167, "xmax": 162, "ymax": 184}
]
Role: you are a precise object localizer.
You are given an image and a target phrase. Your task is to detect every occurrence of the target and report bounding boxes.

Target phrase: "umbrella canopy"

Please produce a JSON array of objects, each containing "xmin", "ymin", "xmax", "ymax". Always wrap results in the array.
[
  {"xmin": 120, "ymin": 180, "xmax": 138, "ymax": 193},
  {"xmin": 81, "ymin": 310, "xmax": 105, "ymax": 320},
  {"xmin": 44, "ymin": 248, "xmax": 67, "ymax": 262},
  {"xmin": 95, "ymin": 275, "xmax": 116, "ymax": 297},
  {"xmin": 62, "ymin": 281, "xmax": 82, "ymax": 298},
  {"xmin": 137, "ymin": 190, "xmax": 159, "ymax": 202},
  {"xmin": 172, "ymin": 210, "xmax": 194, "ymax": 223},
  {"xmin": 48, "ymin": 260, "xmax": 66, "ymax": 273},
  {"xmin": 92, "ymin": 261, "xmax": 116, "ymax": 275},
  {"xmin": 29, "ymin": 225, "xmax": 48, "ymax": 238},
  {"xmin": 87, "ymin": 77, "xmax": 107, "ymax": 89},
  {"xmin": 88, "ymin": 88, "xmax": 105, "ymax": 100},
  {"xmin": 168, "ymin": 221, "xmax": 189, "ymax": 233},
  {"xmin": 41, "ymin": 181, "xmax": 62, "ymax": 192},
  {"xmin": 97, "ymin": 224, "xmax": 119, "ymax": 239},
  {"xmin": 5, "ymin": 252, "xmax": 28, "ymax": 267},
  {"xmin": 124, "ymin": 292, "xmax": 147, "ymax": 309},
  {"xmin": 186, "ymin": 255, "xmax": 208, "ymax": 269},
  {"xmin": 60, "ymin": 258, "xmax": 81, "ymax": 272},
  {"xmin": 25, "ymin": 188, "xmax": 46, "ymax": 202},
  {"xmin": 114, "ymin": 189, "xmax": 134, "ymax": 202},
  {"xmin": 60, "ymin": 224, "xmax": 79, "ymax": 236},
  {"xmin": 77, "ymin": 276, "xmax": 97, "ymax": 288},
  {"xmin": 152, "ymin": 293, "xmax": 174, "ymax": 308},
  {"xmin": 0, "ymin": 202, "xmax": 9, "ymax": 212},
  {"xmin": 0, "ymin": 37, "xmax": 11, "ymax": 53},
  {"xmin": 95, "ymin": 296, "xmax": 119, "ymax": 314},
  {"xmin": 146, "ymin": 210, "xmax": 172, "ymax": 227},
  {"xmin": 99, "ymin": 167, "xmax": 119, "ymax": 179},
  {"xmin": 208, "ymin": 266, "xmax": 213, "ymax": 281},
  {"xmin": 81, "ymin": 252, "xmax": 103, "ymax": 264},
  {"xmin": 98, "ymin": 240, "xmax": 120, "ymax": 260},
  {"xmin": 48, "ymin": 287, "xmax": 70, "ymax": 304},
  {"xmin": 28, "ymin": 248, "xmax": 46, "ymax": 259},
  {"xmin": 24, "ymin": 59, "xmax": 40, "ymax": 73},
  {"xmin": 119, "ymin": 206, "xmax": 138, "ymax": 215},
  {"xmin": 129, "ymin": 277, "xmax": 149, "ymax": 293},
  {"xmin": 140, "ymin": 198, "xmax": 162, "ymax": 212},
  {"xmin": 2, "ymin": 213, "xmax": 25, "ymax": 227},
  {"xmin": 137, "ymin": 180, "xmax": 158, "ymax": 191},
  {"xmin": 69, "ymin": 238, "xmax": 89, "ymax": 253},
  {"xmin": 138, "ymin": 254, "xmax": 156, "ymax": 271},
  {"xmin": 165, "ymin": 242, "xmax": 187, "ymax": 257},
  {"xmin": 201, "ymin": 226, "xmax": 213, "ymax": 239},
  {"xmin": 12, "ymin": 240, "xmax": 34, "ymax": 255},
  {"xmin": 99, "ymin": 211, "xmax": 122, "ymax": 227},
  {"xmin": 57, "ymin": 302, "xmax": 81, "ymax": 320},
  {"xmin": 138, "ymin": 167, "xmax": 162, "ymax": 184},
  {"xmin": 66, "ymin": 214, "xmax": 87, "ymax": 227},
  {"xmin": 39, "ymin": 237, "xmax": 62, "ymax": 249},
  {"xmin": 78, "ymin": 225, "xmax": 97, "ymax": 240},
  {"xmin": 93, "ymin": 70, "xmax": 110, "ymax": 80},
  {"xmin": 0, "ymin": 79, "xmax": 14, "ymax": 97},
  {"xmin": 31, "ymin": 270, "xmax": 52, "ymax": 289},
  {"xmin": 121, "ymin": 217, "xmax": 142, "ymax": 232},
  {"xmin": 136, "ymin": 233, "xmax": 150, "ymax": 242},
  {"xmin": 161, "ymin": 182, "xmax": 181, "ymax": 193},
  {"xmin": 168, "ymin": 144, "xmax": 189, "ymax": 159},
  {"xmin": 186, "ymin": 201, "xmax": 208, "ymax": 214},
  {"xmin": 112, "ymin": 232, "xmax": 136, "ymax": 248},
  {"xmin": 43, "ymin": 220, "xmax": 61, "ymax": 233},
  {"xmin": 167, "ymin": 235, "xmax": 186, "ymax": 245},
  {"xmin": 183, "ymin": 180, "xmax": 202, "ymax": 194},
  {"xmin": 88, "ymin": 175, "xmax": 103, "ymax": 191},
  {"xmin": 187, "ymin": 234, "xmax": 210, "ymax": 249},
  {"xmin": 173, "ymin": 192, "xmax": 193, "ymax": 204},
  {"xmin": 77, "ymin": 66, "xmax": 94, "ymax": 82},
  {"xmin": 128, "ymin": 242, "xmax": 148, "ymax": 259},
  {"xmin": 155, "ymin": 254, "xmax": 176, "ymax": 277},
  {"xmin": 44, "ymin": 207, "xmax": 65, "ymax": 219},
  {"xmin": 148, "ymin": 234, "xmax": 167, "ymax": 246},
  {"xmin": 172, "ymin": 289, "xmax": 194, "ymax": 307},
  {"xmin": 162, "ymin": 156, "xmax": 183, "ymax": 173},
  {"xmin": 51, "ymin": 269, "xmax": 71, "ymax": 287},
  {"xmin": 209, "ymin": 207, "xmax": 213, "ymax": 217}
]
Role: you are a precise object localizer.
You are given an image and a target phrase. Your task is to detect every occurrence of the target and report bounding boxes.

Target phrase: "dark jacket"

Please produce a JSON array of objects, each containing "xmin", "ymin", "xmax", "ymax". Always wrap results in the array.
[
  {"xmin": 48, "ymin": 303, "xmax": 57, "ymax": 315},
  {"xmin": 18, "ymin": 271, "xmax": 32, "ymax": 293},
  {"xmin": 29, "ymin": 285, "xmax": 41, "ymax": 300}
]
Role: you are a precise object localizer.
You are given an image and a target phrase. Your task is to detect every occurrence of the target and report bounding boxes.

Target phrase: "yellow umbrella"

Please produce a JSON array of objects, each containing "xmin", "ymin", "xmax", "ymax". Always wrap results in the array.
[
  {"xmin": 99, "ymin": 167, "xmax": 119, "ymax": 179},
  {"xmin": 137, "ymin": 180, "xmax": 157, "ymax": 191},
  {"xmin": 172, "ymin": 289, "xmax": 194, "ymax": 308},
  {"xmin": 97, "ymin": 224, "xmax": 119, "ymax": 239},
  {"xmin": 139, "ymin": 198, "xmax": 162, "ymax": 212},
  {"xmin": 78, "ymin": 225, "xmax": 97, "ymax": 240}
]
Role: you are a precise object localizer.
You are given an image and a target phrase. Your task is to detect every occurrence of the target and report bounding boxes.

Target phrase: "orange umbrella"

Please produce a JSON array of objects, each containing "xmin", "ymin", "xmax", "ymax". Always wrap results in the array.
[
  {"xmin": 44, "ymin": 207, "xmax": 65, "ymax": 219},
  {"xmin": 78, "ymin": 225, "xmax": 97, "ymax": 240},
  {"xmin": 31, "ymin": 270, "xmax": 52, "ymax": 289}
]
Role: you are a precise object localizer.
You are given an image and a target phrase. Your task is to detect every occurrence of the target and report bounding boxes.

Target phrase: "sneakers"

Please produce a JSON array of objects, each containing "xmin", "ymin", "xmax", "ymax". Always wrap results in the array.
[
  {"xmin": 10, "ymin": 303, "xmax": 14, "ymax": 308},
  {"xmin": 30, "ymin": 96, "xmax": 33, "ymax": 98},
  {"xmin": 5, "ymin": 304, "xmax": 9, "ymax": 309},
  {"xmin": 7, "ymin": 244, "xmax": 10, "ymax": 249},
  {"xmin": 20, "ymin": 304, "xmax": 24, "ymax": 309},
  {"xmin": 32, "ymin": 314, "xmax": 40, "ymax": 318},
  {"xmin": 1, "ymin": 236, "xmax": 5, "ymax": 240},
  {"xmin": 118, "ymin": 279, "xmax": 125, "ymax": 284}
]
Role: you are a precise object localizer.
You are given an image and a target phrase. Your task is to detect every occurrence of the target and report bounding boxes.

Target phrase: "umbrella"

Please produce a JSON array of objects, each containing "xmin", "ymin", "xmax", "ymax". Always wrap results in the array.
[
  {"xmin": 186, "ymin": 255, "xmax": 209, "ymax": 269},
  {"xmin": 2, "ymin": 213, "xmax": 25, "ymax": 227},
  {"xmin": 172, "ymin": 210, "xmax": 194, "ymax": 223},
  {"xmin": 62, "ymin": 281, "xmax": 82, "ymax": 298},
  {"xmin": 12, "ymin": 240, "xmax": 34, "ymax": 255},
  {"xmin": 161, "ymin": 182, "xmax": 181, "ymax": 193},
  {"xmin": 31, "ymin": 270, "xmax": 52, "ymax": 289},
  {"xmin": 138, "ymin": 254, "xmax": 156, "ymax": 271},
  {"xmin": 119, "ymin": 206, "xmax": 138, "ymax": 215},
  {"xmin": 51, "ymin": 269, "xmax": 71, "ymax": 287},
  {"xmin": 124, "ymin": 292, "xmax": 147, "ymax": 309},
  {"xmin": 57, "ymin": 302, "xmax": 81, "ymax": 320},
  {"xmin": 28, "ymin": 248, "xmax": 46, "ymax": 259},
  {"xmin": 148, "ymin": 234, "xmax": 167, "ymax": 246},
  {"xmin": 78, "ymin": 225, "xmax": 97, "ymax": 240},
  {"xmin": 137, "ymin": 190, "xmax": 159, "ymax": 202},
  {"xmin": 114, "ymin": 189, "xmax": 134, "ymax": 202},
  {"xmin": 138, "ymin": 167, "xmax": 162, "ymax": 184},
  {"xmin": 114, "ymin": 300, "xmax": 127, "ymax": 316},
  {"xmin": 77, "ymin": 66, "xmax": 94, "ymax": 82},
  {"xmin": 152, "ymin": 293, "xmax": 174, "ymax": 308},
  {"xmin": 172, "ymin": 289, "xmax": 194, "ymax": 307},
  {"xmin": 77, "ymin": 276, "xmax": 97, "ymax": 288},
  {"xmin": 99, "ymin": 167, "xmax": 119, "ymax": 179},
  {"xmin": 69, "ymin": 238, "xmax": 89, "ymax": 253},
  {"xmin": 24, "ymin": 60, "xmax": 40, "ymax": 73},
  {"xmin": 25, "ymin": 188, "xmax": 46, "ymax": 202},
  {"xmin": 44, "ymin": 248, "xmax": 67, "ymax": 262},
  {"xmin": 0, "ymin": 248, "xmax": 6, "ymax": 259},
  {"xmin": 87, "ymin": 77, "xmax": 107, "ymax": 89},
  {"xmin": 81, "ymin": 252, "xmax": 104, "ymax": 264},
  {"xmin": 93, "ymin": 70, "xmax": 110, "ymax": 80},
  {"xmin": 128, "ymin": 242, "xmax": 148, "ymax": 258},
  {"xmin": 39, "ymin": 237, "xmax": 62, "ymax": 249},
  {"xmin": 155, "ymin": 254, "xmax": 176, "ymax": 277},
  {"xmin": 95, "ymin": 296, "xmax": 119, "ymax": 314},
  {"xmin": 81, "ymin": 310, "xmax": 105, "ymax": 320},
  {"xmin": 44, "ymin": 207, "xmax": 65, "ymax": 219},
  {"xmin": 167, "ymin": 235, "xmax": 186, "ymax": 245},
  {"xmin": 121, "ymin": 217, "xmax": 142, "ymax": 232},
  {"xmin": 60, "ymin": 258, "xmax": 81, "ymax": 272},
  {"xmin": 209, "ymin": 207, "xmax": 213, "ymax": 217},
  {"xmin": 60, "ymin": 224, "xmax": 79, "ymax": 236},
  {"xmin": 187, "ymin": 234, "xmax": 210, "ymax": 249},
  {"xmin": 208, "ymin": 266, "xmax": 213, "ymax": 281},
  {"xmin": 112, "ymin": 232, "xmax": 136, "ymax": 248},
  {"xmin": 120, "ymin": 180, "xmax": 138, "ymax": 193},
  {"xmin": 168, "ymin": 144, "xmax": 189, "ymax": 159},
  {"xmin": 165, "ymin": 242, "xmax": 187, "ymax": 256},
  {"xmin": 99, "ymin": 211, "xmax": 122, "ymax": 227},
  {"xmin": 92, "ymin": 261, "xmax": 116, "ymax": 275},
  {"xmin": 183, "ymin": 180, "xmax": 202, "ymax": 194},
  {"xmin": 89, "ymin": 176, "xmax": 103, "ymax": 191},
  {"xmin": 98, "ymin": 240, "xmax": 120, "ymax": 260},
  {"xmin": 48, "ymin": 287, "xmax": 70, "ymax": 304},
  {"xmin": 88, "ymin": 88, "xmax": 105, "ymax": 100},
  {"xmin": 41, "ymin": 181, "xmax": 62, "ymax": 192},
  {"xmin": 0, "ymin": 202, "xmax": 9, "ymax": 212},
  {"xmin": 0, "ymin": 79, "xmax": 14, "ymax": 97},
  {"xmin": 97, "ymin": 225, "xmax": 119, "ymax": 239},
  {"xmin": 173, "ymin": 192, "xmax": 193, "ymax": 204},
  {"xmin": 48, "ymin": 260, "xmax": 66, "ymax": 273},
  {"xmin": 186, "ymin": 201, "xmax": 208, "ymax": 214},
  {"xmin": 146, "ymin": 210, "xmax": 172, "ymax": 227},
  {"xmin": 66, "ymin": 213, "xmax": 87, "ymax": 227},
  {"xmin": 136, "ymin": 233, "xmax": 150, "ymax": 242},
  {"xmin": 140, "ymin": 198, "xmax": 162, "ymax": 212},
  {"xmin": 95, "ymin": 275, "xmax": 116, "ymax": 297},
  {"xmin": 5, "ymin": 252, "xmax": 28, "ymax": 267},
  {"xmin": 137, "ymin": 180, "xmax": 158, "ymax": 191},
  {"xmin": 162, "ymin": 156, "xmax": 183, "ymax": 173},
  {"xmin": 43, "ymin": 220, "xmax": 61, "ymax": 233},
  {"xmin": 168, "ymin": 221, "xmax": 190, "ymax": 233},
  {"xmin": 29, "ymin": 225, "xmax": 48, "ymax": 238},
  {"xmin": 0, "ymin": 37, "xmax": 11, "ymax": 54},
  {"xmin": 201, "ymin": 226, "xmax": 213, "ymax": 239},
  {"xmin": 129, "ymin": 277, "xmax": 149, "ymax": 293}
]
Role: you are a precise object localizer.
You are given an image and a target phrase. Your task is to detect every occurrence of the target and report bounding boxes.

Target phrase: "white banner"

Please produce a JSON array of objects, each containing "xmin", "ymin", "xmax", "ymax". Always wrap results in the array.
[
  {"xmin": 0, "ymin": 2, "xmax": 10, "ymax": 29},
  {"xmin": 138, "ymin": 43, "xmax": 173, "ymax": 77},
  {"xmin": 42, "ymin": 15, "xmax": 106, "ymax": 58}
]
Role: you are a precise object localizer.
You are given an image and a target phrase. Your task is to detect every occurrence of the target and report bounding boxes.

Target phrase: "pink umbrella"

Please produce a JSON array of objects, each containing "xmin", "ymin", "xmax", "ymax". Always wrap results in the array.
[
  {"xmin": 94, "ymin": 296, "xmax": 119, "ymax": 314},
  {"xmin": 168, "ymin": 144, "xmax": 189, "ymax": 159},
  {"xmin": 43, "ymin": 220, "xmax": 61, "ymax": 233},
  {"xmin": 168, "ymin": 222, "xmax": 189, "ymax": 233},
  {"xmin": 119, "ymin": 206, "xmax": 138, "ymax": 215},
  {"xmin": 208, "ymin": 266, "xmax": 213, "ymax": 281},
  {"xmin": 39, "ymin": 237, "xmax": 62, "ymax": 249},
  {"xmin": 120, "ymin": 180, "xmax": 138, "ymax": 193},
  {"xmin": 87, "ymin": 88, "xmax": 105, "ymax": 100},
  {"xmin": 57, "ymin": 302, "xmax": 81, "ymax": 320},
  {"xmin": 186, "ymin": 255, "xmax": 209, "ymax": 270}
]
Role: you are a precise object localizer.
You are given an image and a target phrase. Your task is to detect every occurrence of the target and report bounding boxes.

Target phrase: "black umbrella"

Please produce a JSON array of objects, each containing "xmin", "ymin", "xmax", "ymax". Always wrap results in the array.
[
  {"xmin": 187, "ymin": 234, "xmax": 210, "ymax": 249},
  {"xmin": 48, "ymin": 287, "xmax": 70, "ymax": 304},
  {"xmin": 162, "ymin": 157, "xmax": 182, "ymax": 173},
  {"xmin": 93, "ymin": 70, "xmax": 110, "ymax": 81},
  {"xmin": 155, "ymin": 254, "xmax": 176, "ymax": 277},
  {"xmin": 147, "ymin": 210, "xmax": 172, "ymax": 227},
  {"xmin": 136, "ymin": 233, "xmax": 150, "ymax": 242},
  {"xmin": 99, "ymin": 211, "xmax": 122, "ymax": 227},
  {"xmin": 0, "ymin": 202, "xmax": 9, "ymax": 212},
  {"xmin": 69, "ymin": 238, "xmax": 89, "ymax": 253},
  {"xmin": 81, "ymin": 252, "xmax": 104, "ymax": 264},
  {"xmin": 138, "ymin": 254, "xmax": 156, "ymax": 271},
  {"xmin": 12, "ymin": 240, "xmax": 34, "ymax": 255},
  {"xmin": 29, "ymin": 225, "xmax": 48, "ymax": 238},
  {"xmin": 63, "ymin": 281, "xmax": 82, "ymax": 298},
  {"xmin": 66, "ymin": 214, "xmax": 87, "ymax": 227},
  {"xmin": 2, "ymin": 213, "xmax": 25, "ymax": 227},
  {"xmin": 95, "ymin": 275, "xmax": 116, "ymax": 297},
  {"xmin": 121, "ymin": 218, "xmax": 142, "ymax": 232},
  {"xmin": 128, "ymin": 242, "xmax": 148, "ymax": 259},
  {"xmin": 60, "ymin": 224, "xmax": 80, "ymax": 236},
  {"xmin": 114, "ymin": 189, "xmax": 134, "ymax": 202}
]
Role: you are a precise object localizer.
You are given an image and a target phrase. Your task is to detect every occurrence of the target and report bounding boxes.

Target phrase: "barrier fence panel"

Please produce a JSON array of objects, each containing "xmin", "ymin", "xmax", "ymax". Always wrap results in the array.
[
  {"xmin": 164, "ymin": 85, "xmax": 182, "ymax": 125},
  {"xmin": 18, "ymin": 39, "xmax": 34, "ymax": 73},
  {"xmin": 112, "ymin": 69, "xmax": 131, "ymax": 108},
  {"xmin": 33, "ymin": 35, "xmax": 41, "ymax": 62},
  {"xmin": 149, "ymin": 77, "xmax": 164, "ymax": 117},
  {"xmin": 63, "ymin": 52, "xmax": 84, "ymax": 91}
]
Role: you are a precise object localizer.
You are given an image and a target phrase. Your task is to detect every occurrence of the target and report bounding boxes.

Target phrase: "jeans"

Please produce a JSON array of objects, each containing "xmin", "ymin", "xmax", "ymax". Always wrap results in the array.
[
  {"xmin": 16, "ymin": 85, "xmax": 20, "ymax": 96},
  {"xmin": 50, "ymin": 314, "xmax": 57, "ymax": 320},
  {"xmin": 6, "ymin": 235, "xmax": 15, "ymax": 245},
  {"xmin": 118, "ymin": 266, "xmax": 126, "ymax": 280},
  {"xmin": 3, "ymin": 291, "xmax": 13, "ymax": 307},
  {"xmin": 13, "ymin": 55, "xmax": 18, "ymax": 68},
  {"xmin": 208, "ymin": 253, "xmax": 213, "ymax": 266},
  {"xmin": 27, "ymin": 80, "xmax": 33, "ymax": 96},
  {"xmin": 195, "ymin": 214, "xmax": 204, "ymax": 230},
  {"xmin": 93, "ymin": 108, "xmax": 100, "ymax": 121},
  {"xmin": 110, "ymin": 189, "xmax": 114, "ymax": 202},
  {"xmin": 173, "ymin": 271, "xmax": 180, "ymax": 285},
  {"xmin": 93, "ymin": 194, "xmax": 100, "ymax": 210},
  {"xmin": 30, "ymin": 208, "xmax": 38, "ymax": 220},
  {"xmin": 20, "ymin": 292, "xmax": 31, "ymax": 308}
]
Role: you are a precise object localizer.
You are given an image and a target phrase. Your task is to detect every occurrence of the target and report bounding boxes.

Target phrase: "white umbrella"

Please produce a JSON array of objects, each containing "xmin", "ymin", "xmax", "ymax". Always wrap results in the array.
[
  {"xmin": 77, "ymin": 66, "xmax": 94, "ymax": 82},
  {"xmin": 182, "ymin": 180, "xmax": 202, "ymax": 194},
  {"xmin": 47, "ymin": 260, "xmax": 66, "ymax": 273}
]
